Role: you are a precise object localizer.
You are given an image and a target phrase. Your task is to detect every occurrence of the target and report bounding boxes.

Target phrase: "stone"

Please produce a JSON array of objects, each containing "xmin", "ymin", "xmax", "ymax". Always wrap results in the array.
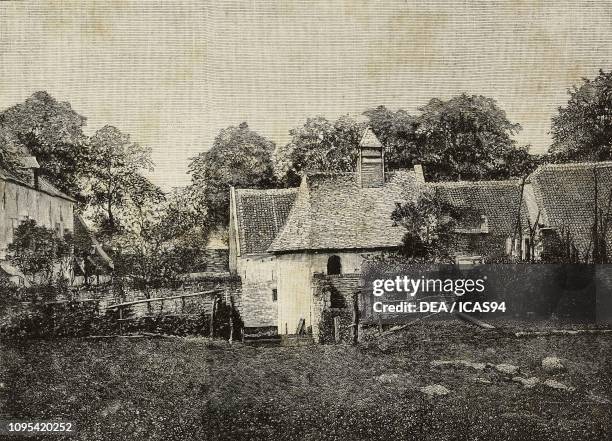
[
  {"xmin": 495, "ymin": 363, "xmax": 519, "ymax": 375},
  {"xmin": 420, "ymin": 384, "xmax": 450, "ymax": 397},
  {"xmin": 473, "ymin": 377, "xmax": 492, "ymax": 384},
  {"xmin": 512, "ymin": 376, "xmax": 540, "ymax": 388},
  {"xmin": 543, "ymin": 379, "xmax": 575, "ymax": 392},
  {"xmin": 431, "ymin": 360, "xmax": 486, "ymax": 371},
  {"xmin": 541, "ymin": 357, "xmax": 565, "ymax": 373}
]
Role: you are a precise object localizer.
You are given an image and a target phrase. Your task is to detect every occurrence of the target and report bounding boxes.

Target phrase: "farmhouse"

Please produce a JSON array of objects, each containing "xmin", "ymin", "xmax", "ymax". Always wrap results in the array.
[
  {"xmin": 229, "ymin": 128, "xmax": 612, "ymax": 336},
  {"xmin": 0, "ymin": 157, "xmax": 76, "ymax": 285}
]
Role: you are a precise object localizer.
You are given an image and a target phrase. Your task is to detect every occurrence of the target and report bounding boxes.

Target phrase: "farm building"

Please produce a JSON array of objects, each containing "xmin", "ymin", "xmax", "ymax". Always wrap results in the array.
[
  {"xmin": 0, "ymin": 157, "xmax": 76, "ymax": 285},
  {"xmin": 229, "ymin": 128, "xmax": 612, "ymax": 337}
]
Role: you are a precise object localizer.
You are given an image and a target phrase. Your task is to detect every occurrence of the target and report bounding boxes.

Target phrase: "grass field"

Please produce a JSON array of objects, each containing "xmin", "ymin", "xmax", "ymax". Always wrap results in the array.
[{"xmin": 1, "ymin": 321, "xmax": 611, "ymax": 441}]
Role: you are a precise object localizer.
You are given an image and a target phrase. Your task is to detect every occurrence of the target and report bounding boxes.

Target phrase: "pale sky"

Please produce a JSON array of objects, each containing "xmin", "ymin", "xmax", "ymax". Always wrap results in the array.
[{"xmin": 1, "ymin": 0, "xmax": 611, "ymax": 189}]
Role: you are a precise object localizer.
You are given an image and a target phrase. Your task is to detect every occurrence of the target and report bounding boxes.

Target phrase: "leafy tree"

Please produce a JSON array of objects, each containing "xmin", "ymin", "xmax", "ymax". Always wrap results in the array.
[
  {"xmin": 188, "ymin": 122, "xmax": 276, "ymax": 228},
  {"xmin": 85, "ymin": 125, "xmax": 161, "ymax": 238},
  {"xmin": 550, "ymin": 69, "xmax": 612, "ymax": 162},
  {"xmin": 364, "ymin": 96, "xmax": 537, "ymax": 181},
  {"xmin": 7, "ymin": 219, "xmax": 72, "ymax": 285},
  {"xmin": 391, "ymin": 189, "xmax": 477, "ymax": 262},
  {"xmin": 0, "ymin": 91, "xmax": 89, "ymax": 198},
  {"xmin": 363, "ymin": 105, "xmax": 422, "ymax": 171},
  {"xmin": 275, "ymin": 115, "xmax": 365, "ymax": 185},
  {"xmin": 413, "ymin": 94, "xmax": 527, "ymax": 180}
]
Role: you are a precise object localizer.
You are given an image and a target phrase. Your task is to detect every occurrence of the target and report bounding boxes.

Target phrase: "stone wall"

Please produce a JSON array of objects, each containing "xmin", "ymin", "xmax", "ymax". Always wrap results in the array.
[
  {"xmin": 311, "ymin": 272, "xmax": 361, "ymax": 343},
  {"xmin": 203, "ymin": 248, "xmax": 229, "ymax": 273}
]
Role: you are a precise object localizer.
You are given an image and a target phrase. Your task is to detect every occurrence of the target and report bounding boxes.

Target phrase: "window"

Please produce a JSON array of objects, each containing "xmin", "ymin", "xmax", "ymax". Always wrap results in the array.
[
  {"xmin": 327, "ymin": 255, "xmax": 342, "ymax": 275},
  {"xmin": 272, "ymin": 289, "xmax": 277, "ymax": 302}
]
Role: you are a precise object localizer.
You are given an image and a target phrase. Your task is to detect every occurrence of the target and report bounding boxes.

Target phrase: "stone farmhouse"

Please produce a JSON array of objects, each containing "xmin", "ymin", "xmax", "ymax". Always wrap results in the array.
[{"xmin": 229, "ymin": 127, "xmax": 612, "ymax": 337}]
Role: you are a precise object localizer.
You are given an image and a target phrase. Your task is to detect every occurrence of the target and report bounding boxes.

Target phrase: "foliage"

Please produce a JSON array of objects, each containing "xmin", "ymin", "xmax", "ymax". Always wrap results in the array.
[
  {"xmin": 85, "ymin": 125, "xmax": 160, "ymax": 238},
  {"xmin": 0, "ymin": 91, "xmax": 89, "ymax": 198},
  {"xmin": 6, "ymin": 219, "xmax": 72, "ymax": 285},
  {"xmin": 188, "ymin": 122, "xmax": 276, "ymax": 229},
  {"xmin": 391, "ymin": 188, "xmax": 478, "ymax": 262},
  {"xmin": 275, "ymin": 115, "xmax": 365, "ymax": 186},
  {"xmin": 550, "ymin": 70, "xmax": 612, "ymax": 162}
]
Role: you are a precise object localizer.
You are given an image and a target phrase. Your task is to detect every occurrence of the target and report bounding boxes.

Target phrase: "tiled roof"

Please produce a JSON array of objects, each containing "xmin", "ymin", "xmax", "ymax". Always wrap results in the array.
[
  {"xmin": 234, "ymin": 188, "xmax": 298, "ymax": 255},
  {"xmin": 359, "ymin": 127, "xmax": 383, "ymax": 148},
  {"xmin": 529, "ymin": 161, "xmax": 612, "ymax": 256},
  {"xmin": 0, "ymin": 167, "xmax": 76, "ymax": 203},
  {"xmin": 269, "ymin": 170, "xmax": 419, "ymax": 252},
  {"xmin": 428, "ymin": 180, "xmax": 529, "ymax": 235}
]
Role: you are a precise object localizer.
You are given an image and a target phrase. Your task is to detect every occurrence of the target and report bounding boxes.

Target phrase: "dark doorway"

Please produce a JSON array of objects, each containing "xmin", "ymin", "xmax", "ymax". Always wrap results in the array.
[{"xmin": 327, "ymin": 255, "xmax": 342, "ymax": 275}]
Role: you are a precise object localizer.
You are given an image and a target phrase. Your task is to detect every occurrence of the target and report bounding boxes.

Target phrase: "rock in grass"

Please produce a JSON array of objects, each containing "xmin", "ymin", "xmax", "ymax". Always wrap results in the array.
[
  {"xmin": 543, "ymin": 379, "xmax": 575, "ymax": 392},
  {"xmin": 512, "ymin": 376, "xmax": 540, "ymax": 388},
  {"xmin": 495, "ymin": 363, "xmax": 519, "ymax": 375},
  {"xmin": 431, "ymin": 360, "xmax": 486, "ymax": 371},
  {"xmin": 420, "ymin": 384, "xmax": 450, "ymax": 397},
  {"xmin": 541, "ymin": 357, "xmax": 565, "ymax": 373}
]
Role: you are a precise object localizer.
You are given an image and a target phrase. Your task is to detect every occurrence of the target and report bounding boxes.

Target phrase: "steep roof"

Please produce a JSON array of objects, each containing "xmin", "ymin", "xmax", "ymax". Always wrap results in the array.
[
  {"xmin": 233, "ymin": 187, "xmax": 298, "ymax": 255},
  {"xmin": 269, "ymin": 170, "xmax": 420, "ymax": 253},
  {"xmin": 359, "ymin": 127, "xmax": 383, "ymax": 148},
  {"xmin": 428, "ymin": 180, "xmax": 530, "ymax": 235},
  {"xmin": 529, "ymin": 161, "xmax": 612, "ymax": 256},
  {"xmin": 0, "ymin": 167, "xmax": 76, "ymax": 203}
]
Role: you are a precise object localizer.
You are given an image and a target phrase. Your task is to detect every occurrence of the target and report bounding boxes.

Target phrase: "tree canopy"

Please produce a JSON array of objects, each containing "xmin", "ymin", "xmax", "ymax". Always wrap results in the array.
[
  {"xmin": 85, "ymin": 125, "xmax": 163, "ymax": 239},
  {"xmin": 274, "ymin": 115, "xmax": 365, "ymax": 185},
  {"xmin": 0, "ymin": 91, "xmax": 89, "ymax": 198},
  {"xmin": 550, "ymin": 69, "xmax": 612, "ymax": 162},
  {"xmin": 188, "ymin": 122, "xmax": 276, "ymax": 228}
]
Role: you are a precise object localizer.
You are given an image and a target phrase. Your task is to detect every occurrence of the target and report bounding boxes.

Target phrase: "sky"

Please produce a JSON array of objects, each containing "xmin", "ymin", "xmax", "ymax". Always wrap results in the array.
[{"xmin": 1, "ymin": 0, "xmax": 611, "ymax": 189}]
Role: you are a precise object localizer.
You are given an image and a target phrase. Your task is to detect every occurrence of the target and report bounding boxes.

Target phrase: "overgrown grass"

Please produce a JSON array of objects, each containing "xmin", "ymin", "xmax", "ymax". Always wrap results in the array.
[{"xmin": 0, "ymin": 321, "xmax": 611, "ymax": 440}]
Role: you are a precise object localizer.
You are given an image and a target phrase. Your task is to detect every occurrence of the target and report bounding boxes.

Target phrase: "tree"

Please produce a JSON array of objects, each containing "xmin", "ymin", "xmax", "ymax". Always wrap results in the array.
[
  {"xmin": 363, "ymin": 105, "xmax": 422, "ymax": 171},
  {"xmin": 391, "ymin": 189, "xmax": 476, "ymax": 262},
  {"xmin": 7, "ymin": 219, "xmax": 72, "ymax": 285},
  {"xmin": 275, "ymin": 115, "xmax": 365, "ymax": 186},
  {"xmin": 0, "ymin": 91, "xmax": 89, "ymax": 198},
  {"xmin": 416, "ymin": 94, "xmax": 529, "ymax": 181},
  {"xmin": 188, "ymin": 122, "xmax": 276, "ymax": 228},
  {"xmin": 550, "ymin": 69, "xmax": 612, "ymax": 162},
  {"xmin": 85, "ymin": 125, "xmax": 161, "ymax": 238}
]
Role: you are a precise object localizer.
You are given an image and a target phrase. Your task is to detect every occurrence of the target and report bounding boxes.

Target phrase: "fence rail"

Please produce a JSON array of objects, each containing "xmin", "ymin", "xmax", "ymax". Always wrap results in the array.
[{"xmin": 105, "ymin": 289, "xmax": 223, "ymax": 310}]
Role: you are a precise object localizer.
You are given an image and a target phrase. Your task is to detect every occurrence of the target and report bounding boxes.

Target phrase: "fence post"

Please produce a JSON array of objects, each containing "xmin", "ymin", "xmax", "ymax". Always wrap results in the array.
[
  {"xmin": 334, "ymin": 316, "xmax": 341, "ymax": 343},
  {"xmin": 118, "ymin": 306, "xmax": 123, "ymax": 336},
  {"xmin": 209, "ymin": 296, "xmax": 217, "ymax": 338},
  {"xmin": 352, "ymin": 291, "xmax": 359, "ymax": 345}
]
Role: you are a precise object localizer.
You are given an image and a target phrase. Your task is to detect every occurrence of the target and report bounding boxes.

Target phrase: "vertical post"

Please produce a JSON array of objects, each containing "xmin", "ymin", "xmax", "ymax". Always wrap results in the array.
[
  {"xmin": 118, "ymin": 306, "xmax": 123, "ymax": 336},
  {"xmin": 334, "ymin": 316, "xmax": 341, "ymax": 343},
  {"xmin": 352, "ymin": 291, "xmax": 359, "ymax": 345},
  {"xmin": 228, "ymin": 295, "xmax": 234, "ymax": 344},
  {"xmin": 209, "ymin": 296, "xmax": 217, "ymax": 338}
]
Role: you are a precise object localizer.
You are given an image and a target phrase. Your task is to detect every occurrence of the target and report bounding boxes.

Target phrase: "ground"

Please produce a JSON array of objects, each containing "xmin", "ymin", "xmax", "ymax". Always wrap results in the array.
[{"xmin": 1, "ymin": 320, "xmax": 611, "ymax": 441}]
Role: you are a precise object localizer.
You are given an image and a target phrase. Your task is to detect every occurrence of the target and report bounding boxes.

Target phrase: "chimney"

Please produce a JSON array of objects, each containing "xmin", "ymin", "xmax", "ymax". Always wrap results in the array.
[
  {"xmin": 413, "ymin": 164, "xmax": 425, "ymax": 183},
  {"xmin": 20, "ymin": 156, "xmax": 40, "ymax": 189},
  {"xmin": 358, "ymin": 127, "xmax": 384, "ymax": 188}
]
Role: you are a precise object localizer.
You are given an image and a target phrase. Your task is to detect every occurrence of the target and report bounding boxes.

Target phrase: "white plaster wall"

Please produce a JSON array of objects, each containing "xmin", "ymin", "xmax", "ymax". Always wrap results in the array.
[
  {"xmin": 237, "ymin": 254, "xmax": 278, "ymax": 327},
  {"xmin": 1, "ymin": 180, "xmax": 74, "ymax": 259}
]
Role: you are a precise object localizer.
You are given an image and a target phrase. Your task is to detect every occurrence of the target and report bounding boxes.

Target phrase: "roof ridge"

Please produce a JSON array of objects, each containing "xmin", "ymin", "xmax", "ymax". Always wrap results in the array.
[
  {"xmin": 427, "ymin": 179, "xmax": 520, "ymax": 187},
  {"xmin": 234, "ymin": 187, "xmax": 298, "ymax": 194},
  {"xmin": 535, "ymin": 161, "xmax": 612, "ymax": 171}
]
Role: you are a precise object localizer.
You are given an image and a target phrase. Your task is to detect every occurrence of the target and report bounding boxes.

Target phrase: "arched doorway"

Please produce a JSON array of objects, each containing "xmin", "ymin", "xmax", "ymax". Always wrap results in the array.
[{"xmin": 327, "ymin": 255, "xmax": 342, "ymax": 275}]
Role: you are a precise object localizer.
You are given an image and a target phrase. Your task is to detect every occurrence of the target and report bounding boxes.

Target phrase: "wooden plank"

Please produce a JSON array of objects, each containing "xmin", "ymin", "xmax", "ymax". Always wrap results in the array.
[{"xmin": 296, "ymin": 318, "xmax": 305, "ymax": 335}]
